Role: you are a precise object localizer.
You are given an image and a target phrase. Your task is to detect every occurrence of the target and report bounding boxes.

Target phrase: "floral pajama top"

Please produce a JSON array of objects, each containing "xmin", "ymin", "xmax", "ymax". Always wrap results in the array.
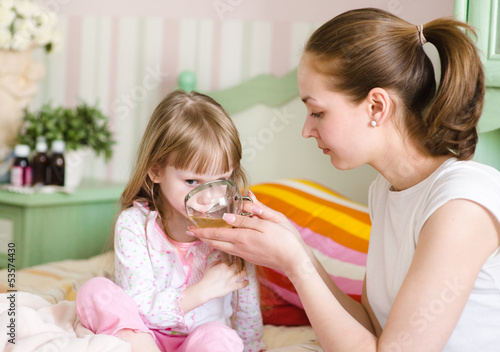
[{"xmin": 114, "ymin": 202, "xmax": 265, "ymax": 352}]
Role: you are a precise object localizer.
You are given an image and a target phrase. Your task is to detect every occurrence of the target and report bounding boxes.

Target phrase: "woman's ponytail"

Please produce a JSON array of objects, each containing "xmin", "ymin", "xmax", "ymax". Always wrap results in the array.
[{"xmin": 422, "ymin": 19, "xmax": 485, "ymax": 159}]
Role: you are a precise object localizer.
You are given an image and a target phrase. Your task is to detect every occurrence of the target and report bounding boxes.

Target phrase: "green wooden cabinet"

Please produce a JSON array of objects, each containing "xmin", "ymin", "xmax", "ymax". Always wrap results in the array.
[
  {"xmin": 456, "ymin": 0, "xmax": 500, "ymax": 170},
  {"xmin": 460, "ymin": 0, "xmax": 500, "ymax": 87},
  {"xmin": 0, "ymin": 180, "xmax": 124, "ymax": 269}
]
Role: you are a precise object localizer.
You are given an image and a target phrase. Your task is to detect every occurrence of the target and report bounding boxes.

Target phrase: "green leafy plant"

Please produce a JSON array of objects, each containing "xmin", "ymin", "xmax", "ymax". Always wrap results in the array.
[{"xmin": 17, "ymin": 101, "xmax": 114, "ymax": 161}]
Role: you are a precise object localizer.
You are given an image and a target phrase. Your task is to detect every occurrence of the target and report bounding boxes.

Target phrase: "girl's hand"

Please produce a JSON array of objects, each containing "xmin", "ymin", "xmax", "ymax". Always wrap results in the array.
[
  {"xmin": 179, "ymin": 261, "xmax": 248, "ymax": 313},
  {"xmin": 199, "ymin": 261, "xmax": 248, "ymax": 300}
]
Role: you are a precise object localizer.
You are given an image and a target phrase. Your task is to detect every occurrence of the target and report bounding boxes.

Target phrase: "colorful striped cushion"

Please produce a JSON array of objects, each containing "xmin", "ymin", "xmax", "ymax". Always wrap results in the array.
[{"xmin": 250, "ymin": 179, "xmax": 370, "ymax": 315}]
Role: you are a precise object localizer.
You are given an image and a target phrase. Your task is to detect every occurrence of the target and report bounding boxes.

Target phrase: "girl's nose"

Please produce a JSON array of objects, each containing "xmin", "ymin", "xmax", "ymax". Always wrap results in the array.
[
  {"xmin": 197, "ymin": 185, "xmax": 227, "ymax": 205},
  {"xmin": 197, "ymin": 193, "xmax": 212, "ymax": 206}
]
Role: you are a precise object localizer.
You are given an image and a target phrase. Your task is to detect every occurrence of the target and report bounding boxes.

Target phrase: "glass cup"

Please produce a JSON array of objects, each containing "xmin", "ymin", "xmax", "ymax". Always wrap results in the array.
[{"xmin": 184, "ymin": 179, "xmax": 252, "ymax": 228}]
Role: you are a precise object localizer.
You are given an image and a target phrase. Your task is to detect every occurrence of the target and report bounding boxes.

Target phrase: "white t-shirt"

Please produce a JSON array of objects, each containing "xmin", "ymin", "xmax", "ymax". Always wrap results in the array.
[{"xmin": 366, "ymin": 158, "xmax": 500, "ymax": 351}]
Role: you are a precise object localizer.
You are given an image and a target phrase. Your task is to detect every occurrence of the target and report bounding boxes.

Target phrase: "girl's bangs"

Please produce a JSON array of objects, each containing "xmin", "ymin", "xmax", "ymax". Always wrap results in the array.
[{"xmin": 169, "ymin": 135, "xmax": 236, "ymax": 176}]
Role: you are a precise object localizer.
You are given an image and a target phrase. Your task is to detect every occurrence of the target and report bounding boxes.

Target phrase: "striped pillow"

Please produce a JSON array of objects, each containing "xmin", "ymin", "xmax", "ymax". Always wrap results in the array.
[{"xmin": 250, "ymin": 179, "xmax": 370, "ymax": 314}]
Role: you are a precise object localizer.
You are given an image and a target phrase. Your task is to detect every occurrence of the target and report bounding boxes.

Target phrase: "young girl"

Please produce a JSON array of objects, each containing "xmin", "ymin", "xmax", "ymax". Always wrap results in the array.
[
  {"xmin": 191, "ymin": 8, "xmax": 500, "ymax": 352},
  {"xmin": 76, "ymin": 90, "xmax": 265, "ymax": 352}
]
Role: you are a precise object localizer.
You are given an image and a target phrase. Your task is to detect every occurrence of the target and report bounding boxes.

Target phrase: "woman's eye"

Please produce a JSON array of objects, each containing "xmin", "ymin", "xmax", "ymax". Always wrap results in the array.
[
  {"xmin": 186, "ymin": 180, "xmax": 199, "ymax": 186},
  {"xmin": 310, "ymin": 112, "xmax": 322, "ymax": 118}
]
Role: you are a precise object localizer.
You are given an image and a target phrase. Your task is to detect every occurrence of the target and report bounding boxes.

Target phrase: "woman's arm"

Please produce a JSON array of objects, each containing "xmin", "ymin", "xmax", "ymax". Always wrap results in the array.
[
  {"xmin": 377, "ymin": 199, "xmax": 499, "ymax": 351},
  {"xmin": 219, "ymin": 195, "xmax": 376, "ymax": 331},
  {"xmin": 303, "ymin": 243, "xmax": 376, "ymax": 333},
  {"xmin": 191, "ymin": 199, "xmax": 499, "ymax": 351},
  {"xmin": 189, "ymin": 200, "xmax": 376, "ymax": 337}
]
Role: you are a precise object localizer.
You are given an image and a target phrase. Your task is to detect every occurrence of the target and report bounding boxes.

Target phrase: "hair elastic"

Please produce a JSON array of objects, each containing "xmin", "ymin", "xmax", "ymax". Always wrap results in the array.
[
  {"xmin": 417, "ymin": 24, "xmax": 427, "ymax": 45},
  {"xmin": 416, "ymin": 24, "xmax": 441, "ymax": 91}
]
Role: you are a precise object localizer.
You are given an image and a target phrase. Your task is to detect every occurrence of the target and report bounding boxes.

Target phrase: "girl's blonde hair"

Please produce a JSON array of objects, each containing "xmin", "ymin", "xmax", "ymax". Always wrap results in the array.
[
  {"xmin": 120, "ymin": 90, "xmax": 247, "ymax": 257},
  {"xmin": 304, "ymin": 8, "xmax": 485, "ymax": 160}
]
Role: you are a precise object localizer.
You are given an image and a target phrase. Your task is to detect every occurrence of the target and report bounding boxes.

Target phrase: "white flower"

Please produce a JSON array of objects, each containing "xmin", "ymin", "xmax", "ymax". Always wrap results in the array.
[
  {"xmin": 35, "ymin": 27, "xmax": 52, "ymax": 46},
  {"xmin": 49, "ymin": 29, "xmax": 62, "ymax": 51},
  {"xmin": 32, "ymin": 10, "xmax": 56, "ymax": 28},
  {"xmin": 0, "ymin": 0, "xmax": 14, "ymax": 10},
  {"xmin": 13, "ymin": 18, "xmax": 35, "ymax": 40},
  {"xmin": 14, "ymin": 0, "xmax": 37, "ymax": 18},
  {"xmin": 0, "ymin": 0, "xmax": 60, "ymax": 53},
  {"xmin": 10, "ymin": 33, "xmax": 32, "ymax": 51},
  {"xmin": 0, "ymin": 6, "xmax": 14, "ymax": 26},
  {"xmin": 0, "ymin": 27, "xmax": 11, "ymax": 49}
]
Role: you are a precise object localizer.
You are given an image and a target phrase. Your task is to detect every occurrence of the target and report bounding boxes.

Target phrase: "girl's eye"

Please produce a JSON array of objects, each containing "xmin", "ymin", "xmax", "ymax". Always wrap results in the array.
[
  {"xmin": 185, "ymin": 180, "xmax": 199, "ymax": 186},
  {"xmin": 310, "ymin": 112, "xmax": 322, "ymax": 118}
]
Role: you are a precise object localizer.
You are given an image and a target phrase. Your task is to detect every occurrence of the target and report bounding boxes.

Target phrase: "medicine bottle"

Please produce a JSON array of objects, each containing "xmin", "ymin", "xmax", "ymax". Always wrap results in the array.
[
  {"xmin": 11, "ymin": 144, "xmax": 32, "ymax": 187},
  {"xmin": 32, "ymin": 137, "xmax": 49, "ymax": 186},
  {"xmin": 48, "ymin": 140, "xmax": 65, "ymax": 186}
]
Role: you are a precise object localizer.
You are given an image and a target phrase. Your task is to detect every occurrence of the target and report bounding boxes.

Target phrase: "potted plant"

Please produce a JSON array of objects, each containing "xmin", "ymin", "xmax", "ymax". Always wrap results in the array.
[{"xmin": 16, "ymin": 101, "xmax": 115, "ymax": 188}]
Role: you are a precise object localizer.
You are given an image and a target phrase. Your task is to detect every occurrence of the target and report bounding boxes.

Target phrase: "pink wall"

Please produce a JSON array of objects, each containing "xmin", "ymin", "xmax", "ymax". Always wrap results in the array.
[
  {"xmin": 42, "ymin": 0, "xmax": 454, "ymax": 23},
  {"xmin": 32, "ymin": 0, "xmax": 456, "ymax": 189}
]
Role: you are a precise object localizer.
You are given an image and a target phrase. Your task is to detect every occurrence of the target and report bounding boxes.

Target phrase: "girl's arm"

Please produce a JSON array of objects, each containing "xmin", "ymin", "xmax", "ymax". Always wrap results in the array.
[
  {"xmin": 114, "ymin": 233, "xmax": 190, "ymax": 330},
  {"xmin": 115, "ymin": 209, "xmax": 210, "ymax": 331},
  {"xmin": 114, "ymin": 223, "xmax": 191, "ymax": 330},
  {"xmin": 116, "ymin": 212, "xmax": 248, "ymax": 331},
  {"xmin": 192, "ymin": 199, "xmax": 499, "ymax": 351}
]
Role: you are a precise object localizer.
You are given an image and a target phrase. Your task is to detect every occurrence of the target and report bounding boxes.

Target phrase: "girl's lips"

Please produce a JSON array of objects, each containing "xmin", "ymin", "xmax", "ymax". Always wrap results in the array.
[{"xmin": 321, "ymin": 148, "xmax": 330, "ymax": 154}]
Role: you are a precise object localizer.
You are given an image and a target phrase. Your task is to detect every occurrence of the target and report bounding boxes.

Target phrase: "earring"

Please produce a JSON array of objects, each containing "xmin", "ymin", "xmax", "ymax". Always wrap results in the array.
[{"xmin": 371, "ymin": 120, "xmax": 377, "ymax": 127}]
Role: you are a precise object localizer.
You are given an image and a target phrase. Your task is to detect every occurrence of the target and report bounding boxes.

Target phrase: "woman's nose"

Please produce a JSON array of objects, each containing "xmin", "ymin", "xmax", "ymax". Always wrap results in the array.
[{"xmin": 302, "ymin": 118, "xmax": 317, "ymax": 139}]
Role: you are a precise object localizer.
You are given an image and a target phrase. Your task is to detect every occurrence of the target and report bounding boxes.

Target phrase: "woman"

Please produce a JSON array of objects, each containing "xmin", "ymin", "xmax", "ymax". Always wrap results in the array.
[{"xmin": 189, "ymin": 8, "xmax": 500, "ymax": 352}]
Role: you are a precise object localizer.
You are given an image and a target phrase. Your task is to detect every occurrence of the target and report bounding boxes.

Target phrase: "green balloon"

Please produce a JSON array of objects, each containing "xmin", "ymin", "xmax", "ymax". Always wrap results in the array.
[{"xmin": 178, "ymin": 71, "xmax": 196, "ymax": 92}]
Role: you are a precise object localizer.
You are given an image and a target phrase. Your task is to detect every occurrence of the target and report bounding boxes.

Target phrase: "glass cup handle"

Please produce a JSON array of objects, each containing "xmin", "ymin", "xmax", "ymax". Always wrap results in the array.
[{"xmin": 240, "ymin": 195, "xmax": 253, "ymax": 216}]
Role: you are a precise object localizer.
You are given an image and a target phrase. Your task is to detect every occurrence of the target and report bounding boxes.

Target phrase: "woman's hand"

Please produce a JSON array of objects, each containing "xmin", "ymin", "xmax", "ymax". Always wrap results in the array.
[
  {"xmin": 187, "ymin": 193, "xmax": 310, "ymax": 275},
  {"xmin": 243, "ymin": 191, "xmax": 305, "ymax": 242}
]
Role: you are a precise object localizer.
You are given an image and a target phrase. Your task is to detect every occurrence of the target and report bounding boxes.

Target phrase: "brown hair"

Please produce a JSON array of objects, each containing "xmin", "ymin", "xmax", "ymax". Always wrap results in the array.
[
  {"xmin": 304, "ymin": 7, "xmax": 485, "ymax": 159},
  {"xmin": 121, "ymin": 90, "xmax": 247, "ymax": 212},
  {"xmin": 120, "ymin": 90, "xmax": 247, "ymax": 271},
  {"xmin": 110, "ymin": 90, "xmax": 247, "ymax": 273}
]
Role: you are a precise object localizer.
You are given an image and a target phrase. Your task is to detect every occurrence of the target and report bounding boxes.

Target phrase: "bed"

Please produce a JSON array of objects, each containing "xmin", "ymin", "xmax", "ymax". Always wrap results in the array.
[
  {"xmin": 0, "ymin": 178, "xmax": 370, "ymax": 351},
  {"xmin": 0, "ymin": 71, "xmax": 371, "ymax": 351}
]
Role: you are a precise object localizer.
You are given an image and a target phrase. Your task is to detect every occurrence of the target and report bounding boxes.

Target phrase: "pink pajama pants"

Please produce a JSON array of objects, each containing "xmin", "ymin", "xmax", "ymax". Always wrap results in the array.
[{"xmin": 76, "ymin": 277, "xmax": 244, "ymax": 352}]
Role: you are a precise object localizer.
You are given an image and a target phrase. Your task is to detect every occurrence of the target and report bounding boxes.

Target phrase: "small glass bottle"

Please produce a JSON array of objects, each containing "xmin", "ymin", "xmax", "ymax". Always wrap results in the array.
[
  {"xmin": 11, "ymin": 144, "xmax": 32, "ymax": 187},
  {"xmin": 32, "ymin": 137, "xmax": 49, "ymax": 186},
  {"xmin": 47, "ymin": 140, "xmax": 65, "ymax": 186}
]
